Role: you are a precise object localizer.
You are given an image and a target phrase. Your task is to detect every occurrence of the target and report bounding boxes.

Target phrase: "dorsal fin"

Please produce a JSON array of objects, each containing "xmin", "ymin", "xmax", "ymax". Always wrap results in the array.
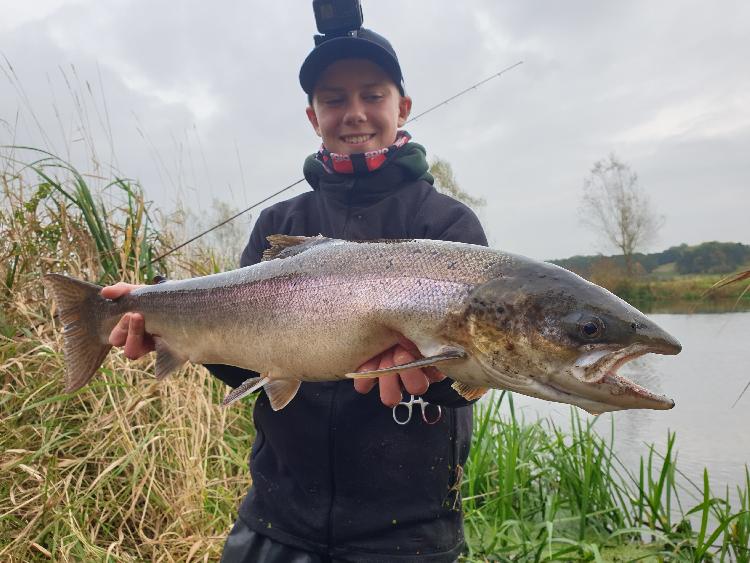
[{"xmin": 262, "ymin": 234, "xmax": 330, "ymax": 261}]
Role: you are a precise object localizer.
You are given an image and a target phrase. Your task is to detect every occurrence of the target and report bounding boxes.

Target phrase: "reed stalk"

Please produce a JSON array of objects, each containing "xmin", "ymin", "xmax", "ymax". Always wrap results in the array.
[{"xmin": 462, "ymin": 396, "xmax": 750, "ymax": 561}]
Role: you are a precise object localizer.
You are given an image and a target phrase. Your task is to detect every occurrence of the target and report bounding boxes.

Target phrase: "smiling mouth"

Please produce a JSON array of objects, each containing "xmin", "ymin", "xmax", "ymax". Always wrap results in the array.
[{"xmin": 341, "ymin": 134, "xmax": 375, "ymax": 144}]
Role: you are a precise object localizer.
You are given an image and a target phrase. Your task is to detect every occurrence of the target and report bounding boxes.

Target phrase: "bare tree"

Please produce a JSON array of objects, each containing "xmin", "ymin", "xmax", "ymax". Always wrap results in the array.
[
  {"xmin": 429, "ymin": 156, "xmax": 485, "ymax": 211},
  {"xmin": 579, "ymin": 154, "xmax": 663, "ymax": 276}
]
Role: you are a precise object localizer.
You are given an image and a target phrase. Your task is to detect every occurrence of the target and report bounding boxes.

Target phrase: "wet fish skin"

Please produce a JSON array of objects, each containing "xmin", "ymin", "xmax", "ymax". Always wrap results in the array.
[{"xmin": 43, "ymin": 235, "xmax": 681, "ymax": 414}]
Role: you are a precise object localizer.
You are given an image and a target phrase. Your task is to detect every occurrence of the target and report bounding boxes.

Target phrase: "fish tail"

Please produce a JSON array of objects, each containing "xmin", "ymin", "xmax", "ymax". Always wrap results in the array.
[{"xmin": 42, "ymin": 274, "xmax": 112, "ymax": 392}]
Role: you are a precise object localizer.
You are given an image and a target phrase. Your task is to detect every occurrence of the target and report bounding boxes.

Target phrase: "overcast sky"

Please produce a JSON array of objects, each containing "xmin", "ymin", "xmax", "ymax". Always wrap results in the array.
[{"xmin": 1, "ymin": 0, "xmax": 748, "ymax": 260}]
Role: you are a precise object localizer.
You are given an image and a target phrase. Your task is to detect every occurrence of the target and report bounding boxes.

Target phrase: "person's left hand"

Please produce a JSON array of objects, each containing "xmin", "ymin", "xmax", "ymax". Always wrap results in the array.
[{"xmin": 353, "ymin": 336, "xmax": 446, "ymax": 407}]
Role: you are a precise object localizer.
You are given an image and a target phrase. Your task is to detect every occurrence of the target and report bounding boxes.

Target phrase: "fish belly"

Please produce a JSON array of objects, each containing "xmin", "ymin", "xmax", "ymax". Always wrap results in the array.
[{"xmin": 133, "ymin": 274, "xmax": 471, "ymax": 381}]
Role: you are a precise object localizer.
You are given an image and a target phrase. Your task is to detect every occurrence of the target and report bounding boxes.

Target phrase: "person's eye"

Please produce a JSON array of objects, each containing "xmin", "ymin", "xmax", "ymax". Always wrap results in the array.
[{"xmin": 324, "ymin": 98, "xmax": 344, "ymax": 106}]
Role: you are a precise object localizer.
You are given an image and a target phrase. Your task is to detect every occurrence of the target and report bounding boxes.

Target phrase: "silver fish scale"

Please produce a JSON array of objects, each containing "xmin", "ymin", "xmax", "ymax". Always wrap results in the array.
[
  {"xmin": 133, "ymin": 239, "xmax": 510, "ymax": 296},
  {"xmin": 123, "ymin": 239, "xmax": 509, "ymax": 379},
  {"xmin": 47, "ymin": 237, "xmax": 681, "ymax": 412}
]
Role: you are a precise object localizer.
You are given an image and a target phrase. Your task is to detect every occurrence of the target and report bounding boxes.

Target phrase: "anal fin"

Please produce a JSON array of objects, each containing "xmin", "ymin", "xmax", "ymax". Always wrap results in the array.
[
  {"xmin": 221, "ymin": 376, "xmax": 301, "ymax": 410},
  {"xmin": 451, "ymin": 381, "xmax": 488, "ymax": 401},
  {"xmin": 154, "ymin": 337, "xmax": 187, "ymax": 379},
  {"xmin": 345, "ymin": 346, "xmax": 466, "ymax": 379},
  {"xmin": 263, "ymin": 379, "xmax": 301, "ymax": 411}
]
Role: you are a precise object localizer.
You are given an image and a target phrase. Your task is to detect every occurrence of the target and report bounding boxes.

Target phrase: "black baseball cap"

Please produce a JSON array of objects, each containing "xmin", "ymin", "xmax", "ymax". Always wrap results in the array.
[{"xmin": 299, "ymin": 28, "xmax": 405, "ymax": 99}]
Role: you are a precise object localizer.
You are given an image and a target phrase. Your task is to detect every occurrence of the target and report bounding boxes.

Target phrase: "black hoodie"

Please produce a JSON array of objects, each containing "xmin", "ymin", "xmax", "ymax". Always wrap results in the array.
[{"xmin": 207, "ymin": 141, "xmax": 488, "ymax": 562}]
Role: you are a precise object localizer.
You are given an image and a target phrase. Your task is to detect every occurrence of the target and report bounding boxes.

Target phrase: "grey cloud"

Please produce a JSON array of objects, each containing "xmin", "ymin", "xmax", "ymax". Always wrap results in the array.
[{"xmin": 1, "ymin": 0, "xmax": 747, "ymax": 260}]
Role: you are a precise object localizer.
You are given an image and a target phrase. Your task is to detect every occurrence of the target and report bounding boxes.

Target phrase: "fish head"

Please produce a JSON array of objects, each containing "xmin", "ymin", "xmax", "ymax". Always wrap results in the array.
[{"xmin": 459, "ymin": 259, "xmax": 681, "ymax": 414}]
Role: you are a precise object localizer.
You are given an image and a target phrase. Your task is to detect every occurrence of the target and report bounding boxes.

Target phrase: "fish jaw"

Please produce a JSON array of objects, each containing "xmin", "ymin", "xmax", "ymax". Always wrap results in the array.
[
  {"xmin": 465, "ymin": 330, "xmax": 679, "ymax": 414},
  {"xmin": 572, "ymin": 338, "xmax": 680, "ymax": 385},
  {"xmin": 561, "ymin": 322, "xmax": 681, "ymax": 412},
  {"xmin": 474, "ymin": 352, "xmax": 675, "ymax": 414},
  {"xmin": 548, "ymin": 343, "xmax": 677, "ymax": 413}
]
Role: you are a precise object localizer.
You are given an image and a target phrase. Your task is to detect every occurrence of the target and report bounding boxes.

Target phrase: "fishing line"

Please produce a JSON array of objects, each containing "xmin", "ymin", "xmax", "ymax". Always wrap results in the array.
[{"xmin": 147, "ymin": 61, "xmax": 524, "ymax": 266}]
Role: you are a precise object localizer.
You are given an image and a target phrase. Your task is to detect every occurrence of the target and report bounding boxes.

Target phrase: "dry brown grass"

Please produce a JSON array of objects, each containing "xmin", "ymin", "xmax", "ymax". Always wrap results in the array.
[{"xmin": 1, "ymin": 162, "xmax": 254, "ymax": 561}]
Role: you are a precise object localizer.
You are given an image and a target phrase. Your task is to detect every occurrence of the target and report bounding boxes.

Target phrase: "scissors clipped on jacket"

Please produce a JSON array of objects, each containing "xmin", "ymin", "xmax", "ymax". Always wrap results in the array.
[{"xmin": 392, "ymin": 395, "xmax": 442, "ymax": 425}]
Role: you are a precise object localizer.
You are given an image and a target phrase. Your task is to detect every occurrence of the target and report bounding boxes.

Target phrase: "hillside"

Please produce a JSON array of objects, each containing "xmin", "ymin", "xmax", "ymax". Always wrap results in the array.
[{"xmin": 552, "ymin": 241, "xmax": 750, "ymax": 278}]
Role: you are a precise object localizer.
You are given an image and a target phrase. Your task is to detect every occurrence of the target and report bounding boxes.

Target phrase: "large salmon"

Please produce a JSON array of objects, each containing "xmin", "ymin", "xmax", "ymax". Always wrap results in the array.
[{"xmin": 43, "ymin": 235, "xmax": 681, "ymax": 414}]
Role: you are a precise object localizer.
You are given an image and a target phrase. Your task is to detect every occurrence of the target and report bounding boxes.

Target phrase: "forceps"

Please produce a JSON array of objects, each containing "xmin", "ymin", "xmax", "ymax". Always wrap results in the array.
[{"xmin": 392, "ymin": 395, "xmax": 442, "ymax": 425}]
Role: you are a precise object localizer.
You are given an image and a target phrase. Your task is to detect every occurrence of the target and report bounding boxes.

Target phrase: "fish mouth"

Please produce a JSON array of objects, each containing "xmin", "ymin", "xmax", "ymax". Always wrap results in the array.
[
  {"xmin": 574, "ymin": 343, "xmax": 657, "ymax": 383},
  {"xmin": 473, "ymin": 339, "xmax": 677, "ymax": 414},
  {"xmin": 554, "ymin": 343, "xmax": 678, "ymax": 413}
]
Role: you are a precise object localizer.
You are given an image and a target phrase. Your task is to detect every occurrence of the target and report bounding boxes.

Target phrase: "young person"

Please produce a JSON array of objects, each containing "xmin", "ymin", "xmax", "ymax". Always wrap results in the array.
[{"xmin": 104, "ymin": 28, "xmax": 487, "ymax": 562}]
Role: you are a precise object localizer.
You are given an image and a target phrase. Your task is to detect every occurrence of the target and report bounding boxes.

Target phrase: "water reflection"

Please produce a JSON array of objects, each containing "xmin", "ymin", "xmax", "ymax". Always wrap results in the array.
[{"xmin": 488, "ymin": 312, "xmax": 750, "ymax": 505}]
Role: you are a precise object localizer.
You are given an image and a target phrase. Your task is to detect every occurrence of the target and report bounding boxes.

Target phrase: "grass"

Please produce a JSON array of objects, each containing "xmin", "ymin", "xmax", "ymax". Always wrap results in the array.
[
  {"xmin": 1, "ymin": 151, "xmax": 748, "ymax": 561},
  {"xmin": 1, "ymin": 151, "xmax": 254, "ymax": 561},
  {"xmin": 461, "ymin": 394, "xmax": 750, "ymax": 561},
  {"xmin": 591, "ymin": 274, "xmax": 750, "ymax": 312},
  {"xmin": 582, "ymin": 256, "xmax": 750, "ymax": 310}
]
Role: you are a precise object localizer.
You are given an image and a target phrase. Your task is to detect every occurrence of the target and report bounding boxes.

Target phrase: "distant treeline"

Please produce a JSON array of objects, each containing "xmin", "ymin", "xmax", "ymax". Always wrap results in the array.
[{"xmin": 552, "ymin": 241, "xmax": 750, "ymax": 277}]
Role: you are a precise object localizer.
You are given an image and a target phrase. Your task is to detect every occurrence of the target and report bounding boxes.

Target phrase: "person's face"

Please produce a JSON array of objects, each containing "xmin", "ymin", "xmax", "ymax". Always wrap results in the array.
[{"xmin": 306, "ymin": 58, "xmax": 412, "ymax": 155}]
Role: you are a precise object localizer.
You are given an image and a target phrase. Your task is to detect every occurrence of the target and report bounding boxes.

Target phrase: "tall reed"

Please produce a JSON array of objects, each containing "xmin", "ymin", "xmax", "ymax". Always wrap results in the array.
[
  {"xmin": 1, "ymin": 152, "xmax": 254, "ymax": 561},
  {"xmin": 462, "ymin": 394, "xmax": 750, "ymax": 561},
  {"xmin": 4, "ymin": 146, "xmax": 164, "ymax": 285}
]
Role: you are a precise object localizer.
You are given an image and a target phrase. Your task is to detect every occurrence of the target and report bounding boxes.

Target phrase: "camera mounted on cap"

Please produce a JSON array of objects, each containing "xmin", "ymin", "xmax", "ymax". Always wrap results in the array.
[{"xmin": 312, "ymin": 0, "xmax": 364, "ymax": 45}]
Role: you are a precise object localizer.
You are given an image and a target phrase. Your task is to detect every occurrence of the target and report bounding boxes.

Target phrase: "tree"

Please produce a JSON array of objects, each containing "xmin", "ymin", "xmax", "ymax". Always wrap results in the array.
[
  {"xmin": 579, "ymin": 153, "xmax": 663, "ymax": 276},
  {"xmin": 429, "ymin": 156, "xmax": 485, "ymax": 211}
]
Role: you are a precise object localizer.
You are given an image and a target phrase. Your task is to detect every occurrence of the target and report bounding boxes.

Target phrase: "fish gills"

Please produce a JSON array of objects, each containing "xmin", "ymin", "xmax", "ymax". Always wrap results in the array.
[{"xmin": 42, "ymin": 274, "xmax": 112, "ymax": 392}]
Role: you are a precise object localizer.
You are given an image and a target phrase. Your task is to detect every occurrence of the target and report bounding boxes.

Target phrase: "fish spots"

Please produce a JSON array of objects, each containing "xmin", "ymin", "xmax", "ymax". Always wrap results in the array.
[
  {"xmin": 471, "ymin": 297, "xmax": 515, "ymax": 336},
  {"xmin": 505, "ymin": 342, "xmax": 515, "ymax": 352}
]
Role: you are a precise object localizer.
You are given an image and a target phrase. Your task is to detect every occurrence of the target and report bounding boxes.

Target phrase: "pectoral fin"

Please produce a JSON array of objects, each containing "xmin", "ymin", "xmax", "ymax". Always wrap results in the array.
[
  {"xmin": 222, "ymin": 376, "xmax": 301, "ymax": 411},
  {"xmin": 345, "ymin": 346, "xmax": 467, "ymax": 379},
  {"xmin": 154, "ymin": 337, "xmax": 187, "ymax": 379},
  {"xmin": 451, "ymin": 381, "xmax": 489, "ymax": 401},
  {"xmin": 222, "ymin": 376, "xmax": 269, "ymax": 406}
]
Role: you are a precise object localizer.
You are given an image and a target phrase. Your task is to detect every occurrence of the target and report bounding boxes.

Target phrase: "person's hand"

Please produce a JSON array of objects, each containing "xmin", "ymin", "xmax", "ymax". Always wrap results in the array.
[
  {"xmin": 101, "ymin": 283, "xmax": 154, "ymax": 359},
  {"xmin": 353, "ymin": 336, "xmax": 446, "ymax": 407}
]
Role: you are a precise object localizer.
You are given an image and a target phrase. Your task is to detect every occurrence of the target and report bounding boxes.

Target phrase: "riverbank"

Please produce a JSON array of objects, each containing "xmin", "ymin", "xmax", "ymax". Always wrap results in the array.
[
  {"xmin": 598, "ymin": 274, "xmax": 750, "ymax": 313},
  {"xmin": 2, "ymin": 155, "xmax": 748, "ymax": 561},
  {"xmin": 4, "ymin": 351, "xmax": 747, "ymax": 561},
  {"xmin": 464, "ymin": 393, "xmax": 750, "ymax": 561}
]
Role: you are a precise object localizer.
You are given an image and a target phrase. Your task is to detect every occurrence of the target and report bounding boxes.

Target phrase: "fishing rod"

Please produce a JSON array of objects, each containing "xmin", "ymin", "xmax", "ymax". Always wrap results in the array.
[{"xmin": 147, "ymin": 60, "xmax": 524, "ymax": 266}]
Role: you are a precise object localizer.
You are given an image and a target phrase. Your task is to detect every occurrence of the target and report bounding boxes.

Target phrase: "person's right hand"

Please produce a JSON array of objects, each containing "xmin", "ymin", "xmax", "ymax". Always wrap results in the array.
[{"xmin": 101, "ymin": 283, "xmax": 154, "ymax": 359}]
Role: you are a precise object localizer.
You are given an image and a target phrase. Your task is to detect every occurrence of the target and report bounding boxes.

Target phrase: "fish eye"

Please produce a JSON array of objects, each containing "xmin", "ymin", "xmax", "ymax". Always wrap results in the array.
[{"xmin": 578, "ymin": 317, "xmax": 605, "ymax": 339}]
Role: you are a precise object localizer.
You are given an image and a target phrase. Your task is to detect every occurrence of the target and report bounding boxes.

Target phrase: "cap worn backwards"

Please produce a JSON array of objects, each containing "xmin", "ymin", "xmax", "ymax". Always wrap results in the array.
[{"xmin": 299, "ymin": 28, "xmax": 405, "ymax": 98}]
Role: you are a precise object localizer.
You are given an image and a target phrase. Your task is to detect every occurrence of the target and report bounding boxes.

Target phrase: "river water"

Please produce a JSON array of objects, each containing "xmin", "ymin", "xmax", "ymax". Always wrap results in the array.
[{"xmin": 491, "ymin": 310, "xmax": 750, "ymax": 503}]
